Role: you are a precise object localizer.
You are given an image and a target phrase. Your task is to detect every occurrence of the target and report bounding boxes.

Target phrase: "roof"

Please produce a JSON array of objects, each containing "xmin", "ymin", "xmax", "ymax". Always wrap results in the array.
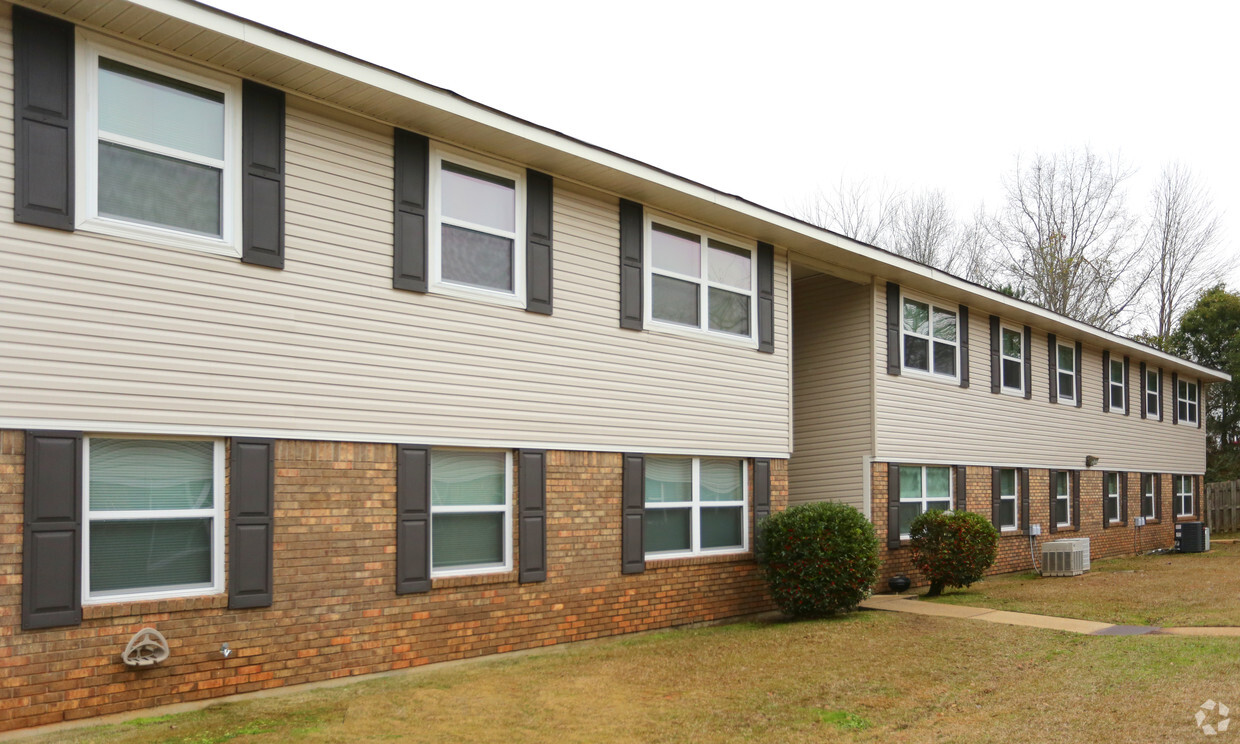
[{"xmin": 25, "ymin": 0, "xmax": 1229, "ymax": 383}]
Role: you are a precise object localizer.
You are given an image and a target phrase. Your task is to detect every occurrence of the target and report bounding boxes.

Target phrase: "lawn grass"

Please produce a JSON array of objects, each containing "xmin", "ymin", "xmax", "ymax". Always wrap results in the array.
[
  {"xmin": 927, "ymin": 540, "xmax": 1240, "ymax": 627},
  {"xmin": 24, "ymin": 610, "xmax": 1240, "ymax": 744}
]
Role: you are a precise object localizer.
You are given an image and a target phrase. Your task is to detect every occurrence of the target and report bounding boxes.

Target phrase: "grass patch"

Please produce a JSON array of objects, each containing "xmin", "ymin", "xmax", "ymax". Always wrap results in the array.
[
  {"xmin": 927, "ymin": 541, "xmax": 1240, "ymax": 626},
  {"xmin": 26, "ymin": 611, "xmax": 1240, "ymax": 744}
]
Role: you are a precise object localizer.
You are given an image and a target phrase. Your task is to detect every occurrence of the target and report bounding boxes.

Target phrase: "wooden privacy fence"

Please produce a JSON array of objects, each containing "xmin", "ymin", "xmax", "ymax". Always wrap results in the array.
[{"xmin": 1204, "ymin": 479, "xmax": 1240, "ymax": 534}]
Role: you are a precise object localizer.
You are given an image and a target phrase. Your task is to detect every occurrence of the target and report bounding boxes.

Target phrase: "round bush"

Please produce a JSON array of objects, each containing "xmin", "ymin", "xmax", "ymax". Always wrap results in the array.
[
  {"xmin": 907, "ymin": 510, "xmax": 998, "ymax": 596},
  {"xmin": 756, "ymin": 502, "xmax": 880, "ymax": 618}
]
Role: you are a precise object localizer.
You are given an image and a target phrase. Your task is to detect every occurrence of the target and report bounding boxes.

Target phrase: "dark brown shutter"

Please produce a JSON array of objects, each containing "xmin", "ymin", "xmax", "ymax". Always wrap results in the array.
[
  {"xmin": 757, "ymin": 243, "xmax": 775, "ymax": 353},
  {"xmin": 753, "ymin": 458, "xmax": 772, "ymax": 526},
  {"xmin": 13, "ymin": 7, "xmax": 75, "ymax": 231},
  {"xmin": 989, "ymin": 315, "xmax": 1001, "ymax": 394},
  {"xmin": 525, "ymin": 170, "xmax": 554, "ymax": 315},
  {"xmin": 1074, "ymin": 342, "xmax": 1083, "ymax": 408},
  {"xmin": 990, "ymin": 467, "xmax": 1002, "ymax": 529},
  {"xmin": 22, "ymin": 430, "xmax": 82, "ymax": 629},
  {"xmin": 1022, "ymin": 326, "xmax": 1033, "ymax": 400},
  {"xmin": 1120, "ymin": 472, "xmax": 1128, "ymax": 525},
  {"xmin": 241, "ymin": 81, "xmax": 285, "ymax": 268},
  {"xmin": 887, "ymin": 463, "xmax": 901, "ymax": 549},
  {"xmin": 955, "ymin": 465, "xmax": 968, "ymax": 512},
  {"xmin": 621, "ymin": 453, "xmax": 645, "ymax": 574},
  {"xmin": 1019, "ymin": 468, "xmax": 1030, "ymax": 534},
  {"xmin": 517, "ymin": 449, "xmax": 547, "ymax": 583},
  {"xmin": 886, "ymin": 283, "xmax": 901, "ymax": 376},
  {"xmin": 1102, "ymin": 350, "xmax": 1111, "ymax": 413},
  {"xmin": 229, "ymin": 438, "xmax": 274, "ymax": 609},
  {"xmin": 1048, "ymin": 468, "xmax": 1059, "ymax": 534},
  {"xmin": 958, "ymin": 305, "xmax": 970, "ymax": 388},
  {"xmin": 395, "ymin": 445, "xmax": 431, "ymax": 594},
  {"xmin": 1139, "ymin": 361, "xmax": 1147, "ymax": 419},
  {"xmin": 1071, "ymin": 470, "xmax": 1081, "ymax": 530},
  {"xmin": 618, "ymin": 199, "xmax": 644, "ymax": 330},
  {"xmin": 1155, "ymin": 473, "xmax": 1163, "ymax": 520},
  {"xmin": 1158, "ymin": 370, "xmax": 1165, "ymax": 422},
  {"xmin": 1047, "ymin": 334, "xmax": 1058, "ymax": 404},
  {"xmin": 1102, "ymin": 472, "xmax": 1111, "ymax": 529},
  {"xmin": 1171, "ymin": 372, "xmax": 1179, "ymax": 424},
  {"xmin": 1123, "ymin": 357, "xmax": 1131, "ymax": 416},
  {"xmin": 393, "ymin": 129, "xmax": 429, "ymax": 291}
]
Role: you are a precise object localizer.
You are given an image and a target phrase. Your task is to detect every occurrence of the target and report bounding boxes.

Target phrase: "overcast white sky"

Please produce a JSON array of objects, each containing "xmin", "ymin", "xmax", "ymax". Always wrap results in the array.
[{"xmin": 207, "ymin": 0, "xmax": 1240, "ymax": 298}]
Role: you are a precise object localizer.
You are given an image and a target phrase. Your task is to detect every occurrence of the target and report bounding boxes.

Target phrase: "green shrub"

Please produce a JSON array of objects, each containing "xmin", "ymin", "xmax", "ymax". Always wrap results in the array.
[
  {"xmin": 907, "ymin": 510, "xmax": 998, "ymax": 596},
  {"xmin": 756, "ymin": 502, "xmax": 880, "ymax": 618}
]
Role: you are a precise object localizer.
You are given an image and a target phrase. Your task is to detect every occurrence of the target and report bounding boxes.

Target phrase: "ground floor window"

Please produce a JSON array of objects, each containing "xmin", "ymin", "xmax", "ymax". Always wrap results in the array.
[
  {"xmin": 1104, "ymin": 473, "xmax": 1121, "ymax": 523},
  {"xmin": 1174, "ymin": 475, "xmax": 1195, "ymax": 518},
  {"xmin": 644, "ymin": 456, "xmax": 747, "ymax": 557},
  {"xmin": 1141, "ymin": 474, "xmax": 1157, "ymax": 519},
  {"xmin": 1054, "ymin": 471, "xmax": 1072, "ymax": 527},
  {"xmin": 899, "ymin": 465, "xmax": 952, "ymax": 537},
  {"xmin": 430, "ymin": 449, "xmax": 512, "ymax": 576},
  {"xmin": 997, "ymin": 468, "xmax": 1019, "ymax": 530},
  {"xmin": 84, "ymin": 437, "xmax": 224, "ymax": 603}
]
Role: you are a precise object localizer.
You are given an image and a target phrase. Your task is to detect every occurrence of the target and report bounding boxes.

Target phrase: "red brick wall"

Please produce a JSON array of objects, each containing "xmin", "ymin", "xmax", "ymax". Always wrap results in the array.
[
  {"xmin": 0, "ymin": 432, "xmax": 788, "ymax": 731},
  {"xmin": 872, "ymin": 462, "xmax": 1190, "ymax": 588}
]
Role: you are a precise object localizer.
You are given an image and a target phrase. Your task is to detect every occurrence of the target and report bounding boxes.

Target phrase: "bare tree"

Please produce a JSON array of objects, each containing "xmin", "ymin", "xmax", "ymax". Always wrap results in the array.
[
  {"xmin": 890, "ymin": 188, "xmax": 958, "ymax": 270},
  {"xmin": 793, "ymin": 177, "xmax": 902, "ymax": 248},
  {"xmin": 988, "ymin": 148, "xmax": 1145, "ymax": 332},
  {"xmin": 1143, "ymin": 163, "xmax": 1230, "ymax": 345}
]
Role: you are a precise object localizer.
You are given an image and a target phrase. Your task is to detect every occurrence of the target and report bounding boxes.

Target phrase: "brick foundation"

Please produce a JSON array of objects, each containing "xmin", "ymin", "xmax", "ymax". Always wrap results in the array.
[
  {"xmin": 0, "ymin": 431, "xmax": 788, "ymax": 731},
  {"xmin": 872, "ymin": 462, "xmax": 1193, "ymax": 588}
]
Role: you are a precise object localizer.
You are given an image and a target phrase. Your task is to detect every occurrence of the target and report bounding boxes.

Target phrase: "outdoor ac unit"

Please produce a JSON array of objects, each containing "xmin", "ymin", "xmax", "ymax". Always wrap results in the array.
[
  {"xmin": 1176, "ymin": 522, "xmax": 1208, "ymax": 553},
  {"xmin": 1041, "ymin": 538, "xmax": 1090, "ymax": 577}
]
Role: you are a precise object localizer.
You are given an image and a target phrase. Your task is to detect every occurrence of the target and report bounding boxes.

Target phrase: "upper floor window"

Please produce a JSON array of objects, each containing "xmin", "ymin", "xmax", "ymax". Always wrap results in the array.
[
  {"xmin": 77, "ymin": 35, "xmax": 241, "ymax": 255},
  {"xmin": 1104, "ymin": 472, "xmax": 1121, "ymax": 523},
  {"xmin": 1053, "ymin": 470, "xmax": 1072, "ymax": 527},
  {"xmin": 996, "ymin": 468, "xmax": 1019, "ymax": 530},
  {"xmin": 898, "ymin": 465, "xmax": 952, "ymax": 537},
  {"xmin": 1056, "ymin": 342, "xmax": 1076, "ymax": 403},
  {"xmin": 1177, "ymin": 379, "xmax": 1199, "ymax": 424},
  {"xmin": 1001, "ymin": 326, "xmax": 1024, "ymax": 394},
  {"xmin": 430, "ymin": 449, "xmax": 512, "ymax": 576},
  {"xmin": 1173, "ymin": 475, "xmax": 1195, "ymax": 517},
  {"xmin": 1146, "ymin": 367, "xmax": 1161, "ymax": 418},
  {"xmin": 644, "ymin": 456, "xmax": 747, "ymax": 558},
  {"xmin": 644, "ymin": 217, "xmax": 756, "ymax": 343},
  {"xmin": 429, "ymin": 146, "xmax": 526, "ymax": 307},
  {"xmin": 1109, "ymin": 358, "xmax": 1126, "ymax": 413},
  {"xmin": 902, "ymin": 298, "xmax": 957, "ymax": 379}
]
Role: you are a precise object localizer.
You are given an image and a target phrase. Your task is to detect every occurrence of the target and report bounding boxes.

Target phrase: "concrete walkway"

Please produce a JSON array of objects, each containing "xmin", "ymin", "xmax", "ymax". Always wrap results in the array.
[{"xmin": 859, "ymin": 594, "xmax": 1240, "ymax": 636}]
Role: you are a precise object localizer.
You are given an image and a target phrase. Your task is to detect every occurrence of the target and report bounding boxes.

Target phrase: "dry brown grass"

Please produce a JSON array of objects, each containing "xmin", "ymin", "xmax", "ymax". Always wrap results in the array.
[
  {"xmin": 26, "ymin": 610, "xmax": 1240, "ymax": 744},
  {"xmin": 930, "ymin": 540, "xmax": 1240, "ymax": 627}
]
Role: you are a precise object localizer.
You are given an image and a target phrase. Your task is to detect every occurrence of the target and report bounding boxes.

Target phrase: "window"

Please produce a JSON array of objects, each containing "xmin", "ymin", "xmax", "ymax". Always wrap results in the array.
[
  {"xmin": 1109, "ymin": 358, "xmax": 1126, "ymax": 412},
  {"xmin": 429, "ymin": 146, "xmax": 526, "ymax": 306},
  {"xmin": 644, "ymin": 217, "xmax": 756, "ymax": 342},
  {"xmin": 1056, "ymin": 343, "xmax": 1076, "ymax": 402},
  {"xmin": 644, "ymin": 457, "xmax": 747, "ymax": 557},
  {"xmin": 1000, "ymin": 326, "xmax": 1024, "ymax": 394},
  {"xmin": 1104, "ymin": 473, "xmax": 1121, "ymax": 523},
  {"xmin": 1146, "ymin": 367, "xmax": 1160, "ymax": 418},
  {"xmin": 77, "ymin": 35, "xmax": 241, "ymax": 255},
  {"xmin": 1141, "ymin": 474, "xmax": 1157, "ymax": 519},
  {"xmin": 902, "ymin": 298, "xmax": 957, "ymax": 379},
  {"xmin": 898, "ymin": 465, "xmax": 952, "ymax": 537},
  {"xmin": 997, "ymin": 468, "xmax": 1019, "ymax": 530},
  {"xmin": 83, "ymin": 437, "xmax": 224, "ymax": 603},
  {"xmin": 430, "ymin": 450, "xmax": 512, "ymax": 576},
  {"xmin": 1174, "ymin": 475, "xmax": 1195, "ymax": 517},
  {"xmin": 1177, "ymin": 379, "xmax": 1199, "ymax": 424},
  {"xmin": 1054, "ymin": 471, "xmax": 1071, "ymax": 527}
]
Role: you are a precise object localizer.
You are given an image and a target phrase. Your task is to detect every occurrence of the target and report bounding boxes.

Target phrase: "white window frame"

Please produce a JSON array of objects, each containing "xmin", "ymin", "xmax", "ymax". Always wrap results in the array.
[
  {"xmin": 1177, "ymin": 379, "xmax": 1199, "ymax": 425},
  {"xmin": 75, "ymin": 32, "xmax": 243, "ymax": 257},
  {"xmin": 643, "ymin": 456, "xmax": 749, "ymax": 559},
  {"xmin": 1055, "ymin": 341, "xmax": 1077, "ymax": 403},
  {"xmin": 641, "ymin": 213, "xmax": 758, "ymax": 348},
  {"xmin": 997, "ymin": 467, "xmax": 1019, "ymax": 531},
  {"xmin": 1104, "ymin": 472, "xmax": 1121, "ymax": 523},
  {"xmin": 1109, "ymin": 358, "xmax": 1126, "ymax": 414},
  {"xmin": 81, "ymin": 435, "xmax": 226, "ymax": 605},
  {"xmin": 1174, "ymin": 475, "xmax": 1195, "ymax": 518},
  {"xmin": 429, "ymin": 448, "xmax": 514, "ymax": 579},
  {"xmin": 1146, "ymin": 367, "xmax": 1160, "ymax": 418},
  {"xmin": 900, "ymin": 294, "xmax": 960, "ymax": 382},
  {"xmin": 1054, "ymin": 471, "xmax": 1072, "ymax": 527},
  {"xmin": 428, "ymin": 144, "xmax": 527, "ymax": 309},
  {"xmin": 1141, "ymin": 473, "xmax": 1157, "ymax": 519},
  {"xmin": 898, "ymin": 465, "xmax": 954, "ymax": 539},
  {"xmin": 1000, "ymin": 324, "xmax": 1025, "ymax": 396}
]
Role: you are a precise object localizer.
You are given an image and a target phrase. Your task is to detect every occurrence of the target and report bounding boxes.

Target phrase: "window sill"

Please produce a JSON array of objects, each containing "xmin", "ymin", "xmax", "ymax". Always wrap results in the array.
[
  {"xmin": 431, "ymin": 570, "xmax": 518, "ymax": 590},
  {"xmin": 999, "ymin": 388, "xmax": 1025, "ymax": 398},
  {"xmin": 1141, "ymin": 518, "xmax": 1160, "ymax": 525},
  {"xmin": 1000, "ymin": 528, "xmax": 1022, "ymax": 535},
  {"xmin": 83, "ymin": 592, "xmax": 228, "ymax": 620},
  {"xmin": 643, "ymin": 319, "xmax": 759, "ymax": 350},
  {"xmin": 1051, "ymin": 526, "xmax": 1079, "ymax": 533},
  {"xmin": 645, "ymin": 551, "xmax": 753, "ymax": 570},
  {"xmin": 899, "ymin": 367, "xmax": 960, "ymax": 386},
  {"xmin": 78, "ymin": 216, "xmax": 241, "ymax": 259},
  {"xmin": 429, "ymin": 280, "xmax": 527, "ymax": 310}
]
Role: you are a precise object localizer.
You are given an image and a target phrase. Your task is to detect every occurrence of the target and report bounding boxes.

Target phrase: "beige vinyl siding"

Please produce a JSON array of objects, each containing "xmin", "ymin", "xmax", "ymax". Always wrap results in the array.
[
  {"xmin": 873, "ymin": 281, "xmax": 1207, "ymax": 473},
  {"xmin": 789, "ymin": 275, "xmax": 874, "ymax": 511},
  {"xmin": 0, "ymin": 49, "xmax": 791, "ymax": 456}
]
